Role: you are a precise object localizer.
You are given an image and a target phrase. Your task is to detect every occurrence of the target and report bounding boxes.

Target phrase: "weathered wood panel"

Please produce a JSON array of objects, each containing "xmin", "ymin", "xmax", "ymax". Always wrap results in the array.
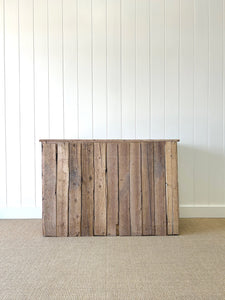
[
  {"xmin": 172, "ymin": 141, "xmax": 179, "ymax": 234},
  {"xmin": 41, "ymin": 140, "xmax": 179, "ymax": 237},
  {"xmin": 141, "ymin": 143, "xmax": 155, "ymax": 235},
  {"xmin": 81, "ymin": 143, "xmax": 94, "ymax": 236},
  {"xmin": 69, "ymin": 143, "xmax": 81, "ymax": 237},
  {"xmin": 94, "ymin": 143, "xmax": 106, "ymax": 236},
  {"xmin": 154, "ymin": 142, "xmax": 167, "ymax": 236},
  {"xmin": 42, "ymin": 143, "xmax": 57, "ymax": 236},
  {"xmin": 130, "ymin": 143, "xmax": 142, "ymax": 235},
  {"xmin": 107, "ymin": 143, "xmax": 118, "ymax": 236},
  {"xmin": 118, "ymin": 143, "xmax": 130, "ymax": 236},
  {"xmin": 56, "ymin": 143, "xmax": 69, "ymax": 237}
]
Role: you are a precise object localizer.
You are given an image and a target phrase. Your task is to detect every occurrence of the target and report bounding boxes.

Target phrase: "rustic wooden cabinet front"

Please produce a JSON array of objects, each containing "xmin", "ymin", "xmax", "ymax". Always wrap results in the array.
[{"xmin": 40, "ymin": 139, "xmax": 179, "ymax": 237}]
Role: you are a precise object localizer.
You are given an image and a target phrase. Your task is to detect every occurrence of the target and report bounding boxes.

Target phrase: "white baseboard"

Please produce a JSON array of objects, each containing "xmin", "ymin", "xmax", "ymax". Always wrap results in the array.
[
  {"xmin": 0, "ymin": 207, "xmax": 42, "ymax": 219},
  {"xmin": 180, "ymin": 205, "xmax": 225, "ymax": 218},
  {"xmin": 0, "ymin": 206, "xmax": 224, "ymax": 219}
]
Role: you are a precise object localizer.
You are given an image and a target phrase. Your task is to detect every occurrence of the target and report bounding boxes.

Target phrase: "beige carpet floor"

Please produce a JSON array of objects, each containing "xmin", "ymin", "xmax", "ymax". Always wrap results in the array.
[{"xmin": 0, "ymin": 219, "xmax": 225, "ymax": 300}]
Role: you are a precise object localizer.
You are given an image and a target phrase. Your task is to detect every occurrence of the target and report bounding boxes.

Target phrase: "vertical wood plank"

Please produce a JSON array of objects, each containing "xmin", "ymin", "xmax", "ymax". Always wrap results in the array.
[
  {"xmin": 107, "ymin": 0, "xmax": 121, "ymax": 138},
  {"xmin": 118, "ymin": 143, "xmax": 130, "ymax": 236},
  {"xmin": 165, "ymin": 141, "xmax": 173, "ymax": 235},
  {"xmin": 154, "ymin": 142, "xmax": 166, "ymax": 236},
  {"xmin": 92, "ymin": 0, "xmax": 107, "ymax": 138},
  {"xmin": 56, "ymin": 143, "xmax": 69, "ymax": 237},
  {"xmin": 130, "ymin": 143, "xmax": 142, "ymax": 235},
  {"xmin": 94, "ymin": 143, "xmax": 106, "ymax": 235},
  {"xmin": 48, "ymin": 0, "xmax": 64, "ymax": 138},
  {"xmin": 107, "ymin": 143, "xmax": 118, "ymax": 236},
  {"xmin": 42, "ymin": 143, "xmax": 56, "ymax": 236},
  {"xmin": 81, "ymin": 143, "xmax": 94, "ymax": 236},
  {"xmin": 171, "ymin": 141, "xmax": 179, "ymax": 234},
  {"xmin": 69, "ymin": 143, "xmax": 81, "ymax": 237},
  {"xmin": 141, "ymin": 143, "xmax": 155, "ymax": 235}
]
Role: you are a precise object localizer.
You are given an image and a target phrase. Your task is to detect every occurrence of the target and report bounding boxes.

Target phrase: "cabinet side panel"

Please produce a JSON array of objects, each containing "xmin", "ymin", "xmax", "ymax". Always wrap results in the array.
[
  {"xmin": 165, "ymin": 141, "xmax": 173, "ymax": 235},
  {"xmin": 172, "ymin": 141, "xmax": 179, "ymax": 234}
]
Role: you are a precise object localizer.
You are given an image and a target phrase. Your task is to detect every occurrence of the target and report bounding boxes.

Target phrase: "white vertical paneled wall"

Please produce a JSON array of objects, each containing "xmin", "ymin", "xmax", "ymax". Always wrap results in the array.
[{"xmin": 0, "ymin": 0, "xmax": 224, "ymax": 218}]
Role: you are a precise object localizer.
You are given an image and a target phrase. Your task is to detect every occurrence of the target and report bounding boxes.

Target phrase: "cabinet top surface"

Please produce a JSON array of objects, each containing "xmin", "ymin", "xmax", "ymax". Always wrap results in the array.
[{"xmin": 40, "ymin": 139, "xmax": 180, "ymax": 143}]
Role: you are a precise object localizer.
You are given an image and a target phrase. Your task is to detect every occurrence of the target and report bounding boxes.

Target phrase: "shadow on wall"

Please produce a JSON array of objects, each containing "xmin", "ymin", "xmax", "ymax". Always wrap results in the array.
[{"xmin": 178, "ymin": 143, "xmax": 225, "ymax": 207}]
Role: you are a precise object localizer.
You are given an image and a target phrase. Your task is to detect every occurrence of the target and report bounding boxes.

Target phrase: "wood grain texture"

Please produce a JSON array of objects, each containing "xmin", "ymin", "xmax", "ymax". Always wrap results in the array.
[
  {"xmin": 69, "ymin": 143, "xmax": 81, "ymax": 237},
  {"xmin": 94, "ymin": 143, "xmax": 106, "ymax": 235},
  {"xmin": 56, "ymin": 143, "xmax": 69, "ymax": 237},
  {"xmin": 42, "ymin": 143, "xmax": 57, "ymax": 236},
  {"xmin": 107, "ymin": 143, "xmax": 118, "ymax": 236},
  {"xmin": 118, "ymin": 143, "xmax": 130, "ymax": 236},
  {"xmin": 141, "ymin": 143, "xmax": 155, "ymax": 235},
  {"xmin": 165, "ymin": 141, "xmax": 173, "ymax": 235},
  {"xmin": 154, "ymin": 142, "xmax": 167, "ymax": 236},
  {"xmin": 81, "ymin": 143, "xmax": 94, "ymax": 236},
  {"xmin": 41, "ymin": 140, "xmax": 179, "ymax": 236},
  {"xmin": 172, "ymin": 141, "xmax": 179, "ymax": 234},
  {"xmin": 130, "ymin": 143, "xmax": 142, "ymax": 235}
]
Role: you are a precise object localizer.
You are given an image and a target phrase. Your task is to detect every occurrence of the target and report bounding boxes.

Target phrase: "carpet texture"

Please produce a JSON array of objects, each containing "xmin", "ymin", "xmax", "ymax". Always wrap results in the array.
[{"xmin": 0, "ymin": 218, "xmax": 225, "ymax": 300}]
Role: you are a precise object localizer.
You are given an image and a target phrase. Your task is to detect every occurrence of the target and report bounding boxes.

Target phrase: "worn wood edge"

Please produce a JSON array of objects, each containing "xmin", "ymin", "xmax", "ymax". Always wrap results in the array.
[
  {"xmin": 172, "ymin": 141, "xmax": 179, "ymax": 235},
  {"xmin": 42, "ymin": 143, "xmax": 57, "ymax": 237},
  {"xmin": 116, "ymin": 144, "xmax": 119, "ymax": 236},
  {"xmin": 40, "ymin": 139, "xmax": 180, "ymax": 143},
  {"xmin": 165, "ymin": 142, "xmax": 173, "ymax": 235}
]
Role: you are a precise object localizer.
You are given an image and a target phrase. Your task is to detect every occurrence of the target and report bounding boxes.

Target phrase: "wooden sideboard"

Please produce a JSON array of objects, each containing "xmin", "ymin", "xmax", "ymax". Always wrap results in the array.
[{"xmin": 40, "ymin": 139, "xmax": 179, "ymax": 237}]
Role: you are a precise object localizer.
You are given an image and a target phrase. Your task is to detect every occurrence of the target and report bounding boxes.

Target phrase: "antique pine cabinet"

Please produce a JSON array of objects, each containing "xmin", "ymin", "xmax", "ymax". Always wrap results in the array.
[{"xmin": 40, "ymin": 139, "xmax": 179, "ymax": 237}]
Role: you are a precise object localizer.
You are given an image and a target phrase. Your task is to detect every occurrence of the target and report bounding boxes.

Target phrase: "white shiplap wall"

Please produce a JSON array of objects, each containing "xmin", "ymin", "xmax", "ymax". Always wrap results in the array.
[{"xmin": 0, "ymin": 0, "xmax": 224, "ymax": 218}]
